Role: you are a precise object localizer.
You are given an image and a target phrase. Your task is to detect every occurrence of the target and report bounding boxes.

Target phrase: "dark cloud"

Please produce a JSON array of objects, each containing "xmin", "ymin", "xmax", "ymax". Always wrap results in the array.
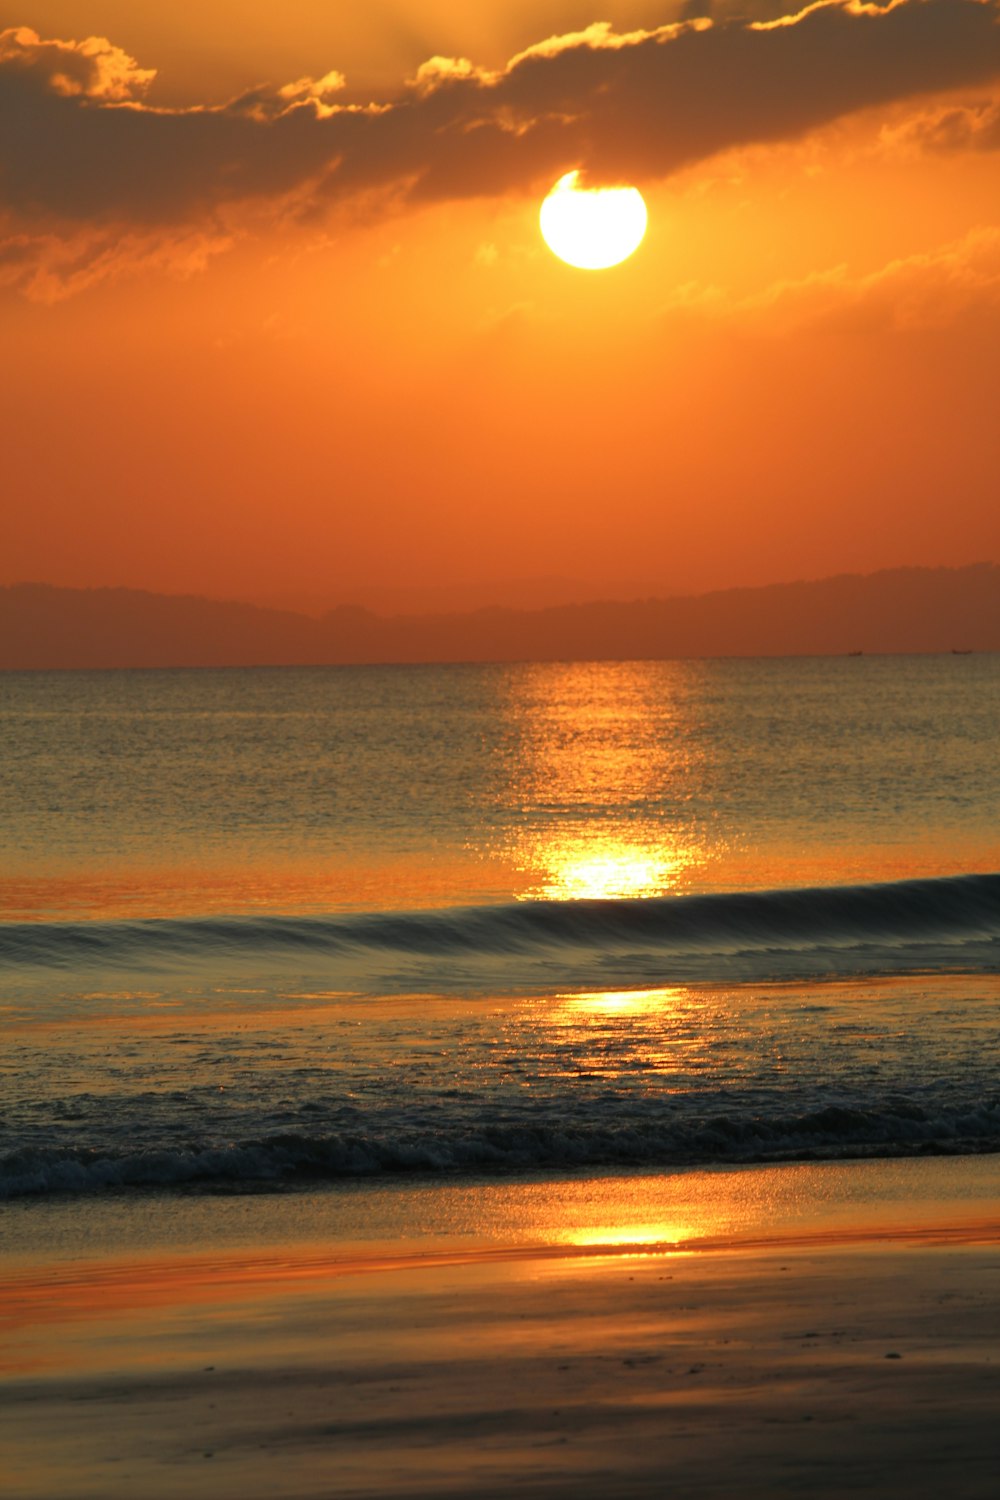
[
  {"xmin": 0, "ymin": 26, "xmax": 155, "ymax": 101},
  {"xmin": 2, "ymin": 2, "xmax": 999, "ymax": 230},
  {"xmin": 0, "ymin": 30, "xmax": 341, "ymax": 220}
]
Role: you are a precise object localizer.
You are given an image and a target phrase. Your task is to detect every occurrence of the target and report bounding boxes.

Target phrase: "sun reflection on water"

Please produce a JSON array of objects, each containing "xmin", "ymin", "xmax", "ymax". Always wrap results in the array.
[
  {"xmin": 545, "ymin": 985, "xmax": 698, "ymax": 1077},
  {"xmin": 487, "ymin": 662, "xmax": 710, "ymax": 903},
  {"xmin": 558, "ymin": 986, "xmax": 688, "ymax": 1017},
  {"xmin": 523, "ymin": 843, "xmax": 692, "ymax": 901},
  {"xmin": 560, "ymin": 1222, "xmax": 696, "ymax": 1251}
]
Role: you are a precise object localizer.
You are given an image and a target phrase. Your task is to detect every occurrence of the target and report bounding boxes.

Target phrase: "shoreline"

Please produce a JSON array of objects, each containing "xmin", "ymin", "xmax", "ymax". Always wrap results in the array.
[
  {"xmin": 4, "ymin": 1217, "xmax": 998, "ymax": 1498},
  {"xmin": 5, "ymin": 1151, "xmax": 999, "ymax": 1262},
  {"xmin": 5, "ymin": 1139, "xmax": 999, "ymax": 1496},
  {"xmin": 5, "ymin": 1206, "xmax": 1000, "ymax": 1298},
  {"xmin": 4, "ymin": 1214, "xmax": 999, "ymax": 1349}
]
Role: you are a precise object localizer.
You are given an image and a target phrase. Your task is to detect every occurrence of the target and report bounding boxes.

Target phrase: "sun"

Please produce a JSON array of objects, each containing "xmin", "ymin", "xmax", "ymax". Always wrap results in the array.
[{"xmin": 540, "ymin": 170, "xmax": 647, "ymax": 270}]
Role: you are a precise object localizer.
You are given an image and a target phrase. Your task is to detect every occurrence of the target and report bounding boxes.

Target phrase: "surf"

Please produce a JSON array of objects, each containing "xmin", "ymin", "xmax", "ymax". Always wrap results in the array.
[{"xmin": 1, "ymin": 871, "xmax": 997, "ymax": 1002}]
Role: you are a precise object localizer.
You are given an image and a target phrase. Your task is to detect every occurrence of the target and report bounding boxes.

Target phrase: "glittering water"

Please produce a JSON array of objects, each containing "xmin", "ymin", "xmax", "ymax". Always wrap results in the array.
[{"xmin": 1, "ymin": 658, "xmax": 998, "ymax": 1199}]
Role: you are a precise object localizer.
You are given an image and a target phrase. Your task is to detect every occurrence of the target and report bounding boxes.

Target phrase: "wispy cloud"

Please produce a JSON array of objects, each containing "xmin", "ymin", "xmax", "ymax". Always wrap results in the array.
[
  {"xmin": 879, "ymin": 94, "xmax": 1000, "ymax": 155},
  {"xmin": 0, "ymin": 224, "xmax": 233, "ymax": 303},
  {"xmin": 663, "ymin": 226, "xmax": 1000, "ymax": 331}
]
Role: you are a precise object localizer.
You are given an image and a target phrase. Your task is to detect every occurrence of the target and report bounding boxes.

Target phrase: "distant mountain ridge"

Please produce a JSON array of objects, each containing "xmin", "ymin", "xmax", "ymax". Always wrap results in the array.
[{"xmin": 1, "ymin": 565, "xmax": 998, "ymax": 669}]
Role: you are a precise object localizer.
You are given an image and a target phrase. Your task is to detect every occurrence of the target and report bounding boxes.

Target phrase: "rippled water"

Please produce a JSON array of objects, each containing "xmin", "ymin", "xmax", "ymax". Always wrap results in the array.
[
  {"xmin": 1, "ymin": 657, "xmax": 997, "ymax": 1200},
  {"xmin": 3, "ymin": 656, "xmax": 998, "ymax": 918}
]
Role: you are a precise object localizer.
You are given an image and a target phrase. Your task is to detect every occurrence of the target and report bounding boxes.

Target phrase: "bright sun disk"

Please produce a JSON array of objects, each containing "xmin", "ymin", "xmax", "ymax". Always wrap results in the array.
[{"xmin": 540, "ymin": 170, "xmax": 647, "ymax": 270}]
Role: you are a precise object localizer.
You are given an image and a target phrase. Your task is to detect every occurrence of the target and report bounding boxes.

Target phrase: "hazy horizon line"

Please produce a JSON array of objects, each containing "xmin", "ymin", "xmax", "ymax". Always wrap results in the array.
[{"xmin": 6, "ymin": 559, "xmax": 998, "ymax": 623}]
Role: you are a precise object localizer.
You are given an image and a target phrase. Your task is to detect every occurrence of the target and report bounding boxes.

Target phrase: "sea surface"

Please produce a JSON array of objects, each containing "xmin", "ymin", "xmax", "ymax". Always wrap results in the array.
[{"xmin": 1, "ymin": 657, "xmax": 998, "ymax": 1205}]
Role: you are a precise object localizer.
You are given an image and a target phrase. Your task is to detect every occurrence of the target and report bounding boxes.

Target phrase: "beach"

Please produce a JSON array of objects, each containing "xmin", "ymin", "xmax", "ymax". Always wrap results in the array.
[
  {"xmin": 3, "ymin": 1158, "xmax": 999, "ymax": 1499},
  {"xmin": 2, "ymin": 658, "xmax": 998, "ymax": 1495}
]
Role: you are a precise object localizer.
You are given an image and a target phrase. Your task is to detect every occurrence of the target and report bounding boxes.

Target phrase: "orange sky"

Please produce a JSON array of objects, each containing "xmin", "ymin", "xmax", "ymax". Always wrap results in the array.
[{"xmin": 2, "ymin": 1, "xmax": 999, "ymax": 611}]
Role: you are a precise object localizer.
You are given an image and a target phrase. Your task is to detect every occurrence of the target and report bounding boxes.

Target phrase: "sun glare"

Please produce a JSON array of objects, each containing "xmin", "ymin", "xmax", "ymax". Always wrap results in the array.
[
  {"xmin": 540, "ymin": 170, "xmax": 648, "ymax": 270},
  {"xmin": 518, "ymin": 841, "xmax": 690, "ymax": 902}
]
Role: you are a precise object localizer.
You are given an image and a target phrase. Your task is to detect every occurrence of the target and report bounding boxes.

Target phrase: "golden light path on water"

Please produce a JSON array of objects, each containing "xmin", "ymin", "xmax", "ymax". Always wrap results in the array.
[
  {"xmin": 493, "ymin": 662, "xmax": 706, "ymax": 901},
  {"xmin": 559, "ymin": 986, "xmax": 688, "ymax": 1016},
  {"xmin": 546, "ymin": 985, "xmax": 703, "ymax": 1089},
  {"xmin": 519, "ymin": 842, "xmax": 692, "ymax": 901}
]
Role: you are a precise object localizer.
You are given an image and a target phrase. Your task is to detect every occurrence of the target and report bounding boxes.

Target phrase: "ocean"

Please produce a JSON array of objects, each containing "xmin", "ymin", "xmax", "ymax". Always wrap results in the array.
[{"xmin": 2, "ymin": 656, "xmax": 998, "ymax": 1207}]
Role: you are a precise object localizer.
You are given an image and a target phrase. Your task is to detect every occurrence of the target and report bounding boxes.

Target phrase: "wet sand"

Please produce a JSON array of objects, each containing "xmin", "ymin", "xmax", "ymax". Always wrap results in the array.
[{"xmin": 3, "ymin": 1202, "xmax": 999, "ymax": 1499}]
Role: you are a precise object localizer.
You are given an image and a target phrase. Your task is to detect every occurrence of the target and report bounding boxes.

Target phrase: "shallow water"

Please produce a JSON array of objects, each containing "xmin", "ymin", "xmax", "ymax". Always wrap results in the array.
[{"xmin": 4, "ymin": 1155, "xmax": 999, "ymax": 1270}]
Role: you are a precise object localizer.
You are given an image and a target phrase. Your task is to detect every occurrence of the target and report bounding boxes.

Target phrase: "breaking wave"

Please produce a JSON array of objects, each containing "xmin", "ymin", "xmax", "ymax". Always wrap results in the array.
[
  {"xmin": 4, "ymin": 1096, "xmax": 999, "ymax": 1201},
  {"xmin": 2, "ymin": 872, "xmax": 997, "ymax": 991}
]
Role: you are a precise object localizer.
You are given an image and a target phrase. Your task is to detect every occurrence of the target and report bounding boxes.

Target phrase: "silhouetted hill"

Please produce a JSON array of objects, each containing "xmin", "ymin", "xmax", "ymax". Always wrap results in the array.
[{"xmin": 1, "ymin": 565, "xmax": 998, "ymax": 669}]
